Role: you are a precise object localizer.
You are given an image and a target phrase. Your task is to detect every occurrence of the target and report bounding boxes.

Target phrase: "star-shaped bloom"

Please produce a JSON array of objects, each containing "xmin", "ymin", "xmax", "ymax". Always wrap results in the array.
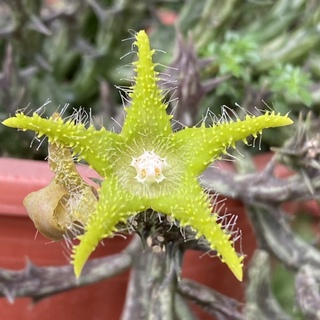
[{"xmin": 2, "ymin": 30, "xmax": 293, "ymax": 280}]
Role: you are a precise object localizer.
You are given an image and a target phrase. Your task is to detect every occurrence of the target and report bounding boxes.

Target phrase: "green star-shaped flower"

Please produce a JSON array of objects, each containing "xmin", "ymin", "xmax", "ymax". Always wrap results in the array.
[{"xmin": 2, "ymin": 30, "xmax": 292, "ymax": 281}]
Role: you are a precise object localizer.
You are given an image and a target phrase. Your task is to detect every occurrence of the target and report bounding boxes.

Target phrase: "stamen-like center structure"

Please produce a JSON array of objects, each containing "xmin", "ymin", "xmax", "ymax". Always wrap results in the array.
[{"xmin": 131, "ymin": 150, "xmax": 168, "ymax": 184}]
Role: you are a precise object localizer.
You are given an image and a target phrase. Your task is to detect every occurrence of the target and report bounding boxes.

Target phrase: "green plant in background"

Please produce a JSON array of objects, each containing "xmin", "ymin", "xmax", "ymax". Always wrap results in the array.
[
  {"xmin": 1, "ymin": 0, "xmax": 319, "ymax": 159},
  {"xmin": 176, "ymin": 0, "xmax": 318, "ymax": 121},
  {"xmin": 267, "ymin": 64, "xmax": 312, "ymax": 106},
  {"xmin": 0, "ymin": 0, "xmax": 152, "ymax": 158},
  {"xmin": 204, "ymin": 32, "xmax": 260, "ymax": 79}
]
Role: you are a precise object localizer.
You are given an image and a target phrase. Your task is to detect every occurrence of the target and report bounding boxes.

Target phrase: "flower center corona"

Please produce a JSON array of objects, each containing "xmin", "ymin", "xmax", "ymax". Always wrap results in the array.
[{"xmin": 131, "ymin": 150, "xmax": 168, "ymax": 184}]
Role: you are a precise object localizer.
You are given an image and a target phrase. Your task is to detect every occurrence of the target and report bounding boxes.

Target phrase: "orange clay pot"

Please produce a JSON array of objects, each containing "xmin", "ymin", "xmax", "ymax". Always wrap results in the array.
[
  {"xmin": 0, "ymin": 157, "xmax": 129, "ymax": 320},
  {"xmin": 0, "ymin": 157, "xmax": 253, "ymax": 320},
  {"xmin": 1, "ymin": 153, "xmax": 312, "ymax": 320}
]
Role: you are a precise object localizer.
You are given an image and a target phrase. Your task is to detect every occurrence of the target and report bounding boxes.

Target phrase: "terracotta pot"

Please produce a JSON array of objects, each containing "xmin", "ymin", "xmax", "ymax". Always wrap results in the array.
[
  {"xmin": 0, "ymin": 157, "xmax": 254, "ymax": 320},
  {"xmin": 0, "ymin": 157, "xmax": 256, "ymax": 320},
  {"xmin": 2, "ymin": 153, "xmax": 310, "ymax": 320},
  {"xmin": 0, "ymin": 158, "xmax": 129, "ymax": 320}
]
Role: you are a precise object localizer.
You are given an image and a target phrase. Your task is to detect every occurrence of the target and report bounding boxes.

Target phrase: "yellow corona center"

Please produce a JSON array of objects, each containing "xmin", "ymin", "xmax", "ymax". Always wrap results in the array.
[{"xmin": 131, "ymin": 150, "xmax": 168, "ymax": 184}]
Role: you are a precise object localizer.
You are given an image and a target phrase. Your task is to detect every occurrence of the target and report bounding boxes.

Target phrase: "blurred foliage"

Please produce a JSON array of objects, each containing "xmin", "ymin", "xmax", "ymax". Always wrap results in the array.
[
  {"xmin": 271, "ymin": 263, "xmax": 298, "ymax": 317},
  {"xmin": 1, "ymin": 0, "xmax": 320, "ymax": 159}
]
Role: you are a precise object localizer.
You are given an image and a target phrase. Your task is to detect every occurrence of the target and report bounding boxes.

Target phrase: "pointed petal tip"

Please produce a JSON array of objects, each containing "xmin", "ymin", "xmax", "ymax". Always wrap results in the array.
[
  {"xmin": 287, "ymin": 117, "xmax": 294, "ymax": 125},
  {"xmin": 136, "ymin": 29, "xmax": 147, "ymax": 40},
  {"xmin": 74, "ymin": 266, "xmax": 82, "ymax": 279},
  {"xmin": 134, "ymin": 30, "xmax": 149, "ymax": 49},
  {"xmin": 233, "ymin": 265, "xmax": 243, "ymax": 282},
  {"xmin": 261, "ymin": 111, "xmax": 293, "ymax": 127},
  {"xmin": 2, "ymin": 117, "xmax": 16, "ymax": 128},
  {"xmin": 72, "ymin": 254, "xmax": 84, "ymax": 279},
  {"xmin": 227, "ymin": 255, "xmax": 244, "ymax": 281},
  {"xmin": 281, "ymin": 114, "xmax": 294, "ymax": 126},
  {"xmin": 71, "ymin": 245, "xmax": 85, "ymax": 278}
]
